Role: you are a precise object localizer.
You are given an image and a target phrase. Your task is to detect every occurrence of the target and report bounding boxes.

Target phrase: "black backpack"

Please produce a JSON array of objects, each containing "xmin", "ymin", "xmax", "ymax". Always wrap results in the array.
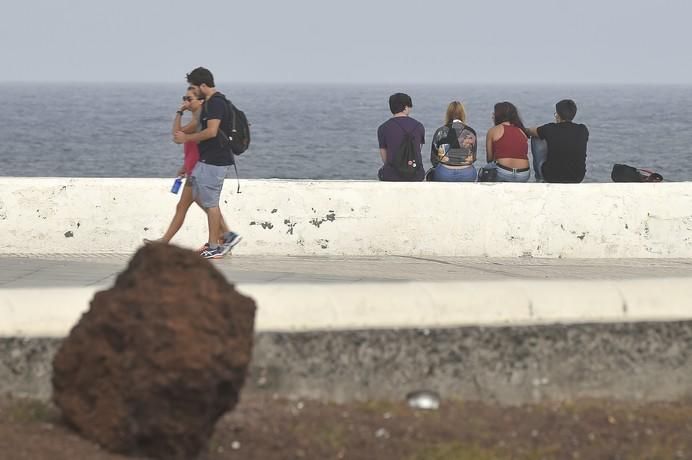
[
  {"xmin": 391, "ymin": 119, "xmax": 421, "ymax": 179},
  {"xmin": 611, "ymin": 164, "xmax": 663, "ymax": 182},
  {"xmin": 215, "ymin": 93, "xmax": 251, "ymax": 155}
]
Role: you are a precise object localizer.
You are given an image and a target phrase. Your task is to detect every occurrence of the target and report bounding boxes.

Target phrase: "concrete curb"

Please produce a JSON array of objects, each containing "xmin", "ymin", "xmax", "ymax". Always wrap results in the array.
[{"xmin": 2, "ymin": 278, "xmax": 692, "ymax": 338}]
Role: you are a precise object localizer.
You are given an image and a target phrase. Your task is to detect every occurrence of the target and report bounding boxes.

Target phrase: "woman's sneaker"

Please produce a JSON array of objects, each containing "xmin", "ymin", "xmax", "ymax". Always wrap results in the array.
[
  {"xmin": 200, "ymin": 245, "xmax": 225, "ymax": 259},
  {"xmin": 221, "ymin": 232, "xmax": 242, "ymax": 255}
]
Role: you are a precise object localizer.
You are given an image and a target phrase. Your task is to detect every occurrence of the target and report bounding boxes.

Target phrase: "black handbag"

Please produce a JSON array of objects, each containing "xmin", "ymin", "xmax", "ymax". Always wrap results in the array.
[
  {"xmin": 477, "ymin": 166, "xmax": 498, "ymax": 182},
  {"xmin": 611, "ymin": 164, "xmax": 663, "ymax": 182}
]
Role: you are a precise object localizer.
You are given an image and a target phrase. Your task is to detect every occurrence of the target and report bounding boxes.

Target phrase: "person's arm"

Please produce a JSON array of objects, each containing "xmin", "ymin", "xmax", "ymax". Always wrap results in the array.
[
  {"xmin": 534, "ymin": 124, "xmax": 551, "ymax": 140},
  {"xmin": 179, "ymin": 111, "xmax": 199, "ymax": 135},
  {"xmin": 172, "ymin": 111, "xmax": 184, "ymax": 135},
  {"xmin": 379, "ymin": 148, "xmax": 387, "ymax": 164},
  {"xmin": 175, "ymin": 97, "xmax": 224, "ymax": 144},
  {"xmin": 467, "ymin": 129, "xmax": 478, "ymax": 163},
  {"xmin": 172, "ymin": 100, "xmax": 188, "ymax": 135},
  {"xmin": 430, "ymin": 128, "xmax": 440, "ymax": 166},
  {"xmin": 485, "ymin": 126, "xmax": 496, "ymax": 162},
  {"xmin": 526, "ymin": 127, "xmax": 539, "ymax": 138},
  {"xmin": 377, "ymin": 125, "xmax": 387, "ymax": 164},
  {"xmin": 174, "ymin": 119, "xmax": 219, "ymax": 144}
]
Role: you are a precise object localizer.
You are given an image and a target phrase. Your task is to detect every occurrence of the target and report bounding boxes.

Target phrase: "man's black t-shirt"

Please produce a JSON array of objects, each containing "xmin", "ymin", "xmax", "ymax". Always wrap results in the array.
[
  {"xmin": 537, "ymin": 122, "xmax": 589, "ymax": 183},
  {"xmin": 199, "ymin": 93, "xmax": 234, "ymax": 166}
]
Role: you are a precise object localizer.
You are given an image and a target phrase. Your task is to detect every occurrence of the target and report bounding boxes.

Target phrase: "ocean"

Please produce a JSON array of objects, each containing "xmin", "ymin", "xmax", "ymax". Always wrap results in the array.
[{"xmin": 1, "ymin": 83, "xmax": 690, "ymax": 182}]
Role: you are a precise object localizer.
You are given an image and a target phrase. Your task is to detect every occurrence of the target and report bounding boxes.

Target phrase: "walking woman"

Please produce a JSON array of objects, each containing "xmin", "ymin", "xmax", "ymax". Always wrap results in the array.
[
  {"xmin": 429, "ymin": 101, "xmax": 478, "ymax": 182},
  {"xmin": 146, "ymin": 88, "xmax": 232, "ymax": 252},
  {"xmin": 485, "ymin": 102, "xmax": 530, "ymax": 182}
]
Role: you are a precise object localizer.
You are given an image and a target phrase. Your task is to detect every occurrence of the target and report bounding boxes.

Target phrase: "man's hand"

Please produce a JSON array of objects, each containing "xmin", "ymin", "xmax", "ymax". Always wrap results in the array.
[
  {"xmin": 173, "ymin": 131, "xmax": 187, "ymax": 144},
  {"xmin": 177, "ymin": 165, "xmax": 186, "ymax": 177}
]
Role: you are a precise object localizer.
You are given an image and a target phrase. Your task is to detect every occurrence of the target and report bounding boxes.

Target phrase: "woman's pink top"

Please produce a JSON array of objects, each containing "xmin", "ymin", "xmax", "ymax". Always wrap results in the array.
[{"xmin": 183, "ymin": 141, "xmax": 200, "ymax": 175}]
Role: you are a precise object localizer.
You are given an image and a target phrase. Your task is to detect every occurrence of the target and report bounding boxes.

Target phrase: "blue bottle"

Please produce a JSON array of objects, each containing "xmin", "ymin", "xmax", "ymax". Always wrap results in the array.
[{"xmin": 171, "ymin": 176, "xmax": 183, "ymax": 194}]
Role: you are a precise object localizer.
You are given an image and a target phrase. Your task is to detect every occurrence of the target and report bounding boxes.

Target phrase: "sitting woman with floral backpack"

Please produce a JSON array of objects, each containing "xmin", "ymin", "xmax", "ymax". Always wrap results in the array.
[{"xmin": 428, "ymin": 101, "xmax": 478, "ymax": 182}]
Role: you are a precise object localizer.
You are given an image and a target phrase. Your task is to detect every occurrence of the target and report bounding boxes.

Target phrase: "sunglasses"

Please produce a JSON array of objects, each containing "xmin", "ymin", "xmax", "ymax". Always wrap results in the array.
[{"xmin": 182, "ymin": 96, "xmax": 205, "ymax": 102}]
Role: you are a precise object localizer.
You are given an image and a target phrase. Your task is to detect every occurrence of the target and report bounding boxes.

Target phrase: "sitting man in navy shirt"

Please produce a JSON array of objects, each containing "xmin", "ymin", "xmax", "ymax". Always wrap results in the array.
[{"xmin": 377, "ymin": 93, "xmax": 426, "ymax": 181}]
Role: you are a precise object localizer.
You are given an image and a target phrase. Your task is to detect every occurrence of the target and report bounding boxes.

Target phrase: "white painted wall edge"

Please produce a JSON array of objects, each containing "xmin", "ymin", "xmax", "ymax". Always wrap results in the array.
[
  {"xmin": 2, "ymin": 178, "xmax": 692, "ymax": 257},
  {"xmin": 1, "ymin": 278, "xmax": 691, "ymax": 338}
]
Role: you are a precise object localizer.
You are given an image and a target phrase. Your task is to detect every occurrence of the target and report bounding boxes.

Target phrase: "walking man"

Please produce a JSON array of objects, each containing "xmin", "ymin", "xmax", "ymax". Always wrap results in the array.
[{"xmin": 173, "ymin": 67, "xmax": 241, "ymax": 258}]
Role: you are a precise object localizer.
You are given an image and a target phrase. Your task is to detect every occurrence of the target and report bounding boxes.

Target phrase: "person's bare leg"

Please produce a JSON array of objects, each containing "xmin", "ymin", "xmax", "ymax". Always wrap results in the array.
[
  {"xmin": 192, "ymin": 200, "xmax": 226, "ymax": 245},
  {"xmin": 218, "ymin": 213, "xmax": 230, "ymax": 243},
  {"xmin": 160, "ymin": 185, "xmax": 195, "ymax": 243},
  {"xmin": 206, "ymin": 206, "xmax": 222, "ymax": 247}
]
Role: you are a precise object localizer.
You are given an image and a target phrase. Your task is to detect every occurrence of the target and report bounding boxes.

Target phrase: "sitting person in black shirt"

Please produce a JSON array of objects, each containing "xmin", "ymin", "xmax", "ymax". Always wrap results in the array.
[{"xmin": 526, "ymin": 99, "xmax": 589, "ymax": 183}]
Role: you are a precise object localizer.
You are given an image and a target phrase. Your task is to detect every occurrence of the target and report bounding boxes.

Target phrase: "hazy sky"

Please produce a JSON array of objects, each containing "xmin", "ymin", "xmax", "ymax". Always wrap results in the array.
[{"xmin": 1, "ymin": 0, "xmax": 690, "ymax": 84}]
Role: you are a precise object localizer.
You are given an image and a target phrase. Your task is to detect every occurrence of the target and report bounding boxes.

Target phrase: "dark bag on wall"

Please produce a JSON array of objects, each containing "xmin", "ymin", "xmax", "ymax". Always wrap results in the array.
[
  {"xmin": 611, "ymin": 164, "xmax": 663, "ymax": 182},
  {"xmin": 477, "ymin": 166, "xmax": 498, "ymax": 182}
]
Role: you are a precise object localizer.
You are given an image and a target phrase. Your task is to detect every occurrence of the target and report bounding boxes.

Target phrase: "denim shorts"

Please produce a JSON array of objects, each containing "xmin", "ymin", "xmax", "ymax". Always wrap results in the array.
[
  {"xmin": 493, "ymin": 163, "xmax": 530, "ymax": 183},
  {"xmin": 431, "ymin": 164, "xmax": 477, "ymax": 182},
  {"xmin": 531, "ymin": 137, "xmax": 548, "ymax": 182},
  {"xmin": 189, "ymin": 162, "xmax": 229, "ymax": 208}
]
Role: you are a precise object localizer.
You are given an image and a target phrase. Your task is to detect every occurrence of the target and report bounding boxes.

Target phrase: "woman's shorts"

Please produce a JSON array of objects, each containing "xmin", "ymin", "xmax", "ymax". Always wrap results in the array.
[
  {"xmin": 494, "ymin": 163, "xmax": 531, "ymax": 183},
  {"xmin": 431, "ymin": 164, "xmax": 477, "ymax": 182}
]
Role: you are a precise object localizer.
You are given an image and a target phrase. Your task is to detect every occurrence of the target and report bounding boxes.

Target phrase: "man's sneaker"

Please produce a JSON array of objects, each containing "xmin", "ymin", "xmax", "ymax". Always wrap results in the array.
[
  {"xmin": 197, "ymin": 242, "xmax": 210, "ymax": 254},
  {"xmin": 200, "ymin": 245, "xmax": 225, "ymax": 259},
  {"xmin": 221, "ymin": 232, "xmax": 242, "ymax": 255}
]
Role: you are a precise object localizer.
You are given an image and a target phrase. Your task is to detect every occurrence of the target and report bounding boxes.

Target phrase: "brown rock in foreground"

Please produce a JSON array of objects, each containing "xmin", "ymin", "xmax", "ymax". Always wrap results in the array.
[{"xmin": 52, "ymin": 243, "xmax": 256, "ymax": 460}]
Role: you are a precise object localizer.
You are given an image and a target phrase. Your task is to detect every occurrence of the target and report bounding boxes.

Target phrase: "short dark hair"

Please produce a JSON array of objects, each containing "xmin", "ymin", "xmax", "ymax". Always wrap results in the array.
[
  {"xmin": 389, "ymin": 93, "xmax": 412, "ymax": 115},
  {"xmin": 186, "ymin": 67, "xmax": 215, "ymax": 87},
  {"xmin": 556, "ymin": 99, "xmax": 577, "ymax": 121}
]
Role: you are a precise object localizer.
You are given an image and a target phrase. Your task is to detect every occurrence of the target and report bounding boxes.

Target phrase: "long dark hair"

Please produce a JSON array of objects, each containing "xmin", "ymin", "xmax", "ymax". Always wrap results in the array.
[{"xmin": 493, "ymin": 102, "xmax": 525, "ymax": 131}]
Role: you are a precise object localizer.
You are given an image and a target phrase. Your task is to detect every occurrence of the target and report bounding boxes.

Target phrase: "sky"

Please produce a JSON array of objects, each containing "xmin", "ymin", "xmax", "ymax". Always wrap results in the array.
[{"xmin": 1, "ymin": 0, "xmax": 691, "ymax": 84}]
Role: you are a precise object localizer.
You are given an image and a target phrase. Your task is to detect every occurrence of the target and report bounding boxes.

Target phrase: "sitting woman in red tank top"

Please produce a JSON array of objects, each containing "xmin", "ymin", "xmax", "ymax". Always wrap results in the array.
[{"xmin": 485, "ymin": 102, "xmax": 530, "ymax": 182}]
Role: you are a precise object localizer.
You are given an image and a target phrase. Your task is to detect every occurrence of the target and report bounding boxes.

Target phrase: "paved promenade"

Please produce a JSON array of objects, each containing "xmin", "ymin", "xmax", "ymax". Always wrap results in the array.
[
  {"xmin": 2, "ymin": 254, "xmax": 692, "ymax": 288},
  {"xmin": 4, "ymin": 254, "xmax": 692, "ymax": 403},
  {"xmin": 2, "ymin": 254, "xmax": 692, "ymax": 337}
]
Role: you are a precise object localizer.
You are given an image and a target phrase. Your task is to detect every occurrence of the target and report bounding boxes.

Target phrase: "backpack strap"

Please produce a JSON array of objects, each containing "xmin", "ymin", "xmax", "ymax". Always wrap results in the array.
[
  {"xmin": 222, "ymin": 94, "xmax": 241, "ymax": 193},
  {"xmin": 444, "ymin": 122, "xmax": 461, "ymax": 149},
  {"xmin": 205, "ymin": 94, "xmax": 240, "ymax": 185},
  {"xmin": 204, "ymin": 92, "xmax": 234, "ymax": 139},
  {"xmin": 232, "ymin": 162, "xmax": 241, "ymax": 194},
  {"xmin": 222, "ymin": 94, "xmax": 238, "ymax": 134},
  {"xmin": 213, "ymin": 93, "xmax": 235, "ymax": 138},
  {"xmin": 391, "ymin": 117, "xmax": 414, "ymax": 136}
]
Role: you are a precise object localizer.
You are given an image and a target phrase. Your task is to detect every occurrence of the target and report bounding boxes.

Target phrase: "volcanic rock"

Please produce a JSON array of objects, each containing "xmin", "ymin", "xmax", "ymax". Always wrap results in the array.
[{"xmin": 52, "ymin": 243, "xmax": 256, "ymax": 459}]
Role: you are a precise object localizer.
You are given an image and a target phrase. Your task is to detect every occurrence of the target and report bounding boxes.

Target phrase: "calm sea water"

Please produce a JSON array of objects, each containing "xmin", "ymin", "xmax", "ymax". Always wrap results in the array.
[{"xmin": 1, "ymin": 83, "xmax": 691, "ymax": 182}]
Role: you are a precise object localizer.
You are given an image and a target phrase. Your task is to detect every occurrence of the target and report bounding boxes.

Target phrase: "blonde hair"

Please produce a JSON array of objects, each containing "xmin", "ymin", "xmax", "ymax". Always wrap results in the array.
[{"xmin": 444, "ymin": 101, "xmax": 467, "ymax": 125}]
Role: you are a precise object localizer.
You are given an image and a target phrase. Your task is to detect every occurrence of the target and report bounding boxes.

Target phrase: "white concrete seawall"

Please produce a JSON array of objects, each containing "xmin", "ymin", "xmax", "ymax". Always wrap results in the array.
[{"xmin": 1, "ymin": 178, "xmax": 691, "ymax": 257}]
